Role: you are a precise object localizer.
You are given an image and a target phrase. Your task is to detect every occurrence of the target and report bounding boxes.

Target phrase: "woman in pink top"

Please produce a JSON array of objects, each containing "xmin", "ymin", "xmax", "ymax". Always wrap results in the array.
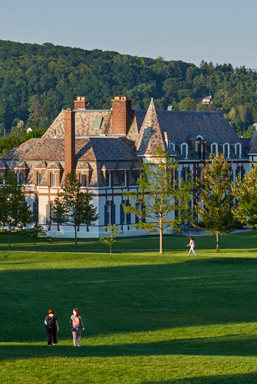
[{"xmin": 187, "ymin": 236, "xmax": 197, "ymax": 256}]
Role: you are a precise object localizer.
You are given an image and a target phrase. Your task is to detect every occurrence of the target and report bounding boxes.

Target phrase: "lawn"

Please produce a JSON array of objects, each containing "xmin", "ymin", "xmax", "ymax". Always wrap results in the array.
[
  {"xmin": 1, "ymin": 248, "xmax": 257, "ymax": 383},
  {"xmin": 0, "ymin": 230, "xmax": 257, "ymax": 252}
]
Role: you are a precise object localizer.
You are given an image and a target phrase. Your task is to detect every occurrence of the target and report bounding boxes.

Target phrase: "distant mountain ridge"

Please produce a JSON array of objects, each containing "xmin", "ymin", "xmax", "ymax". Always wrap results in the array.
[{"xmin": 0, "ymin": 39, "xmax": 256, "ymax": 137}]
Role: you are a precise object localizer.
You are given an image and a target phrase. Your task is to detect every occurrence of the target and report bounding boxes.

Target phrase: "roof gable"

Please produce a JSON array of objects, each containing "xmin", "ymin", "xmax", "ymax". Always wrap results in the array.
[{"xmin": 135, "ymin": 101, "xmax": 165, "ymax": 156}]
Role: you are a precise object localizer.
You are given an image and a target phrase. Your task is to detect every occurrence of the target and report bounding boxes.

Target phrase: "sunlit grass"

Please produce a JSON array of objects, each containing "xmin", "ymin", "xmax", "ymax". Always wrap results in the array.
[{"xmin": 1, "ymin": 248, "xmax": 257, "ymax": 383}]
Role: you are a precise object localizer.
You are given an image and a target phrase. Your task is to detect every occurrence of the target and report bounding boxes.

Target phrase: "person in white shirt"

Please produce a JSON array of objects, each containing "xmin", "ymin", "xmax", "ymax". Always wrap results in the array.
[{"xmin": 187, "ymin": 236, "xmax": 197, "ymax": 256}]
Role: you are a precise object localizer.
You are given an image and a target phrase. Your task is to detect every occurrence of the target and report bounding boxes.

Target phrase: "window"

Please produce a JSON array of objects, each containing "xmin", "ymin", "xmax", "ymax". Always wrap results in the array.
[
  {"xmin": 235, "ymin": 143, "xmax": 242, "ymax": 158},
  {"xmin": 132, "ymin": 170, "xmax": 140, "ymax": 184},
  {"xmin": 80, "ymin": 174, "xmax": 87, "ymax": 187},
  {"xmin": 104, "ymin": 204, "xmax": 110, "ymax": 226},
  {"xmin": 37, "ymin": 172, "xmax": 44, "ymax": 184},
  {"xmin": 93, "ymin": 116, "xmax": 103, "ymax": 131},
  {"xmin": 211, "ymin": 143, "xmax": 218, "ymax": 155},
  {"xmin": 51, "ymin": 173, "xmax": 57, "ymax": 187},
  {"xmin": 135, "ymin": 203, "xmax": 140, "ymax": 224},
  {"xmin": 181, "ymin": 143, "xmax": 188, "ymax": 159},
  {"xmin": 119, "ymin": 170, "xmax": 127, "ymax": 186},
  {"xmin": 198, "ymin": 141, "xmax": 205, "ymax": 159},
  {"xmin": 223, "ymin": 143, "xmax": 230, "ymax": 158},
  {"xmin": 33, "ymin": 202, "xmax": 38, "ymax": 221},
  {"xmin": 17, "ymin": 172, "xmax": 24, "ymax": 185},
  {"xmin": 112, "ymin": 204, "xmax": 116, "ymax": 224},
  {"xmin": 106, "ymin": 171, "xmax": 111, "ymax": 187},
  {"xmin": 120, "ymin": 204, "xmax": 125, "ymax": 224},
  {"xmin": 46, "ymin": 204, "xmax": 52, "ymax": 224}
]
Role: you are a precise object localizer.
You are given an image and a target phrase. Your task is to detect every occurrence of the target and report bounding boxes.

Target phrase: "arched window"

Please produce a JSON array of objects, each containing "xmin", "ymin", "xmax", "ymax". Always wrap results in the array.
[
  {"xmin": 170, "ymin": 142, "xmax": 175, "ymax": 151},
  {"xmin": 235, "ymin": 143, "xmax": 242, "ymax": 158},
  {"xmin": 223, "ymin": 143, "xmax": 230, "ymax": 158},
  {"xmin": 211, "ymin": 143, "xmax": 218, "ymax": 155},
  {"xmin": 181, "ymin": 143, "xmax": 188, "ymax": 159}
]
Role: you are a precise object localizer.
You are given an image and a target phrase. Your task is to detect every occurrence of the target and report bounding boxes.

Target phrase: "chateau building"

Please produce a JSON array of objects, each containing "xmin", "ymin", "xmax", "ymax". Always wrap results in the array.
[{"xmin": 0, "ymin": 96, "xmax": 256, "ymax": 238}]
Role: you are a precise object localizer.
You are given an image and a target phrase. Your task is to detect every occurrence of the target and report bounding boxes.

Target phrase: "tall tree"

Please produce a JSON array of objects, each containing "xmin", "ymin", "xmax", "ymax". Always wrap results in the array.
[
  {"xmin": 0, "ymin": 171, "xmax": 35, "ymax": 250},
  {"xmin": 51, "ymin": 171, "xmax": 99, "ymax": 246},
  {"xmin": 123, "ymin": 147, "xmax": 193, "ymax": 254},
  {"xmin": 194, "ymin": 153, "xmax": 234, "ymax": 252},
  {"xmin": 232, "ymin": 164, "xmax": 257, "ymax": 229}
]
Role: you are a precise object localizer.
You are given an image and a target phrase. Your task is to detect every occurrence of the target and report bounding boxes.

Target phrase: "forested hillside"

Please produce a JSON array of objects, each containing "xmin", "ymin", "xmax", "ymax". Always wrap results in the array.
[{"xmin": 0, "ymin": 39, "xmax": 257, "ymax": 138}]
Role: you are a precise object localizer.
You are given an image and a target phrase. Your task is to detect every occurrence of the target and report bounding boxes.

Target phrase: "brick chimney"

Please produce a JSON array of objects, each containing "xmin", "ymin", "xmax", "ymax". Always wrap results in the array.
[
  {"xmin": 64, "ymin": 108, "xmax": 75, "ymax": 174},
  {"xmin": 112, "ymin": 96, "xmax": 131, "ymax": 135},
  {"xmin": 74, "ymin": 96, "xmax": 89, "ymax": 110}
]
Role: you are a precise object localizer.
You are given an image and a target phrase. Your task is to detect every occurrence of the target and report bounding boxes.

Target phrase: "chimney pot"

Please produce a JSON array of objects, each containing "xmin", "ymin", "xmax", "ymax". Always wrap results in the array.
[{"xmin": 74, "ymin": 96, "xmax": 89, "ymax": 110}]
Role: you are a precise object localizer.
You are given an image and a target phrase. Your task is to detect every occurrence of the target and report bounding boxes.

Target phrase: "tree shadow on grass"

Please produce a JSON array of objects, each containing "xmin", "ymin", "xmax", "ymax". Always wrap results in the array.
[
  {"xmin": 1, "ymin": 334, "xmax": 257, "ymax": 361},
  {"xmin": 143, "ymin": 371, "xmax": 257, "ymax": 383},
  {"xmin": 184, "ymin": 256, "xmax": 257, "ymax": 265},
  {"xmin": 1, "ymin": 257, "xmax": 257, "ymax": 344}
]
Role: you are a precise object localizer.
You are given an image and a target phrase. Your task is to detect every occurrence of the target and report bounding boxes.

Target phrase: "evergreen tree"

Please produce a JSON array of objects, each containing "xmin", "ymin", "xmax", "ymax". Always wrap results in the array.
[
  {"xmin": 123, "ymin": 147, "xmax": 193, "ymax": 254},
  {"xmin": 194, "ymin": 153, "xmax": 234, "ymax": 252},
  {"xmin": 51, "ymin": 171, "xmax": 99, "ymax": 246},
  {"xmin": 0, "ymin": 171, "xmax": 35, "ymax": 250},
  {"xmin": 232, "ymin": 164, "xmax": 257, "ymax": 229}
]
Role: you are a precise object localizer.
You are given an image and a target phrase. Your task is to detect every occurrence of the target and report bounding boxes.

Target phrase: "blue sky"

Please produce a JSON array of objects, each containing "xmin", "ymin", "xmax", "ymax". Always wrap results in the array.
[{"xmin": 0, "ymin": 0, "xmax": 256, "ymax": 68}]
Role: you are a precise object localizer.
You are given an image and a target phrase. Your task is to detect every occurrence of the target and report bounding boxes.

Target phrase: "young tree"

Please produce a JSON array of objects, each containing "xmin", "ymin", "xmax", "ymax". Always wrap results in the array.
[
  {"xmin": 51, "ymin": 171, "xmax": 99, "ymax": 247},
  {"xmin": 123, "ymin": 147, "xmax": 193, "ymax": 254},
  {"xmin": 20, "ymin": 225, "xmax": 53, "ymax": 251},
  {"xmin": 194, "ymin": 153, "xmax": 234, "ymax": 252},
  {"xmin": 0, "ymin": 171, "xmax": 35, "ymax": 250},
  {"xmin": 232, "ymin": 164, "xmax": 257, "ymax": 229},
  {"xmin": 100, "ymin": 224, "xmax": 123, "ymax": 254}
]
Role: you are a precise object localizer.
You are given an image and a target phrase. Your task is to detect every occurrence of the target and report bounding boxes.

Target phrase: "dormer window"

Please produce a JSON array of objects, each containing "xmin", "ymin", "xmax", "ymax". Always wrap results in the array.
[
  {"xmin": 235, "ymin": 143, "xmax": 242, "ymax": 158},
  {"xmin": 80, "ymin": 174, "xmax": 87, "ymax": 187},
  {"xmin": 195, "ymin": 136, "xmax": 205, "ymax": 160},
  {"xmin": 165, "ymin": 140, "xmax": 175, "ymax": 151},
  {"xmin": 181, "ymin": 143, "xmax": 188, "ymax": 159},
  {"xmin": 17, "ymin": 172, "xmax": 24, "ymax": 185},
  {"xmin": 211, "ymin": 143, "xmax": 218, "ymax": 156},
  {"xmin": 37, "ymin": 172, "xmax": 44, "ymax": 184},
  {"xmin": 105, "ymin": 171, "xmax": 112, "ymax": 187},
  {"xmin": 50, "ymin": 173, "xmax": 57, "ymax": 187},
  {"xmin": 223, "ymin": 143, "xmax": 230, "ymax": 158}
]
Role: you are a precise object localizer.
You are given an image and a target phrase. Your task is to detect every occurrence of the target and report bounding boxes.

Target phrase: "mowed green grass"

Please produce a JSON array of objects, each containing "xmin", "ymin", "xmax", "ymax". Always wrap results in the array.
[
  {"xmin": 1, "ymin": 247, "xmax": 257, "ymax": 383},
  {"xmin": 0, "ymin": 230, "xmax": 257, "ymax": 252}
]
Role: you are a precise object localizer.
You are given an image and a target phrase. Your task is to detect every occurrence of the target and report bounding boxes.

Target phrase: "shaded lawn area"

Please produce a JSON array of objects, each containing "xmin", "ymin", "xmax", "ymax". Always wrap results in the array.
[
  {"xmin": 1, "ymin": 250, "xmax": 257, "ymax": 383},
  {"xmin": 0, "ymin": 230, "xmax": 257, "ymax": 252}
]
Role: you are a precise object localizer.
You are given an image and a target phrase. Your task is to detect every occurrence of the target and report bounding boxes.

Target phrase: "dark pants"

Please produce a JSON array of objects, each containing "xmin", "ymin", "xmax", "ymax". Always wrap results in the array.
[{"xmin": 46, "ymin": 327, "xmax": 57, "ymax": 345}]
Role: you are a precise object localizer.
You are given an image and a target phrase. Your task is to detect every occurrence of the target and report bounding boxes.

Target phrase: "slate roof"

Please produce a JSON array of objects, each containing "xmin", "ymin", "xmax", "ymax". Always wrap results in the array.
[
  {"xmin": 14, "ymin": 161, "xmax": 29, "ymax": 169},
  {"xmin": 43, "ymin": 110, "xmax": 112, "ymax": 138},
  {"xmin": 129, "ymin": 102, "xmax": 245, "ymax": 159},
  {"xmin": 0, "ymin": 137, "xmax": 137, "ymax": 162},
  {"xmin": 47, "ymin": 162, "xmax": 63, "ymax": 170},
  {"xmin": 0, "ymin": 98, "xmax": 248, "ymax": 187},
  {"xmin": 135, "ymin": 101, "xmax": 165, "ymax": 156}
]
